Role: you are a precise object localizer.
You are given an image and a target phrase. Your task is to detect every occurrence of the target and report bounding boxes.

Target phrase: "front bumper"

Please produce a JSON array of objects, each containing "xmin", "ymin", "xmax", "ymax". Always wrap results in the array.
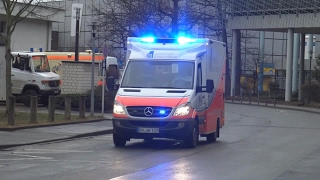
[
  {"xmin": 112, "ymin": 118, "xmax": 195, "ymax": 140},
  {"xmin": 39, "ymin": 89, "xmax": 61, "ymax": 96}
]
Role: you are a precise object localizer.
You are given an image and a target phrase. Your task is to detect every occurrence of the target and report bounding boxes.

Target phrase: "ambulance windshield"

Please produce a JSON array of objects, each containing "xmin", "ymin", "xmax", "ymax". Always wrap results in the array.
[{"xmin": 121, "ymin": 60, "xmax": 194, "ymax": 89}]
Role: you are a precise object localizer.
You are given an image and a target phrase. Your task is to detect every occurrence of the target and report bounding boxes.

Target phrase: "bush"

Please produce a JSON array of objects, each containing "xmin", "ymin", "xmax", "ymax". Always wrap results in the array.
[
  {"xmin": 55, "ymin": 86, "xmax": 117, "ymax": 111},
  {"xmin": 301, "ymin": 82, "xmax": 320, "ymax": 102}
]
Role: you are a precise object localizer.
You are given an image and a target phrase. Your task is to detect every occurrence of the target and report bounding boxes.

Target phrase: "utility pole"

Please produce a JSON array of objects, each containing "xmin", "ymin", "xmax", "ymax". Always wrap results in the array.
[
  {"xmin": 89, "ymin": 22, "xmax": 96, "ymax": 117},
  {"xmin": 75, "ymin": 8, "xmax": 80, "ymax": 62},
  {"xmin": 308, "ymin": 50, "xmax": 312, "ymax": 103}
]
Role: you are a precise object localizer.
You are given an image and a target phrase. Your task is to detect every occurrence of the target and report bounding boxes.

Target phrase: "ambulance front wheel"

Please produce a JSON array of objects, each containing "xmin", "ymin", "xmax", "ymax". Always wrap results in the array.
[
  {"xmin": 206, "ymin": 120, "xmax": 220, "ymax": 143},
  {"xmin": 184, "ymin": 121, "xmax": 199, "ymax": 148},
  {"xmin": 113, "ymin": 133, "xmax": 126, "ymax": 147}
]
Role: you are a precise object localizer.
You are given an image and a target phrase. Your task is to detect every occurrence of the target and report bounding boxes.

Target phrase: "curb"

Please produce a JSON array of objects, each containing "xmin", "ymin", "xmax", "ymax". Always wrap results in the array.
[
  {"xmin": 0, "ymin": 129, "xmax": 114, "ymax": 150},
  {"xmin": 0, "ymin": 118, "xmax": 112, "ymax": 132},
  {"xmin": 226, "ymin": 101, "xmax": 320, "ymax": 115}
]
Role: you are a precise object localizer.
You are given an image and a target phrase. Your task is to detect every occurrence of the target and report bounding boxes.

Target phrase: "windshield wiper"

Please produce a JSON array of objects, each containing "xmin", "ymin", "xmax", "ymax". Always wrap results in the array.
[
  {"xmin": 121, "ymin": 86, "xmax": 145, "ymax": 88},
  {"xmin": 149, "ymin": 86, "xmax": 185, "ymax": 89}
]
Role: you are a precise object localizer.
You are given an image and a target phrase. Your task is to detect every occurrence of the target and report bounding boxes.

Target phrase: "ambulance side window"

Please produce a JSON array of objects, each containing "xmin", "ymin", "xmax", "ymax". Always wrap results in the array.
[{"xmin": 197, "ymin": 63, "xmax": 202, "ymax": 87}]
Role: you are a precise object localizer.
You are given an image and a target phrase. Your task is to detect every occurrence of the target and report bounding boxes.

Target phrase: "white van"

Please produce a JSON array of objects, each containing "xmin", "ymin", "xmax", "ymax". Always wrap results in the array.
[{"xmin": 0, "ymin": 51, "xmax": 61, "ymax": 106}]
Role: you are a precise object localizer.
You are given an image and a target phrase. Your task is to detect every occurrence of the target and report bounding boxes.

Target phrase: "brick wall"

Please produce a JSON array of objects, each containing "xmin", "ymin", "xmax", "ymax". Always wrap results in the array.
[{"xmin": 61, "ymin": 61, "xmax": 103, "ymax": 94}]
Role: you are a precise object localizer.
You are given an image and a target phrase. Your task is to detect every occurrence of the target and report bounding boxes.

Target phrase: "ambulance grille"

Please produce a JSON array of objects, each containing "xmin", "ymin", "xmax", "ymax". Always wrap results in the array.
[{"xmin": 126, "ymin": 106, "xmax": 172, "ymax": 118}]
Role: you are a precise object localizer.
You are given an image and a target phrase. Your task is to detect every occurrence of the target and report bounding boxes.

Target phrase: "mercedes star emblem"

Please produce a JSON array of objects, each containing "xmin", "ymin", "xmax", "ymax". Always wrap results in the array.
[{"xmin": 144, "ymin": 107, "xmax": 153, "ymax": 116}]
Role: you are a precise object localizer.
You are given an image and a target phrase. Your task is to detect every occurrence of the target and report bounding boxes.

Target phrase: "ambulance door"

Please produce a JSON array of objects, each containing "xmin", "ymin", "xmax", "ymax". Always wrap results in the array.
[{"xmin": 193, "ymin": 62, "xmax": 206, "ymax": 112}]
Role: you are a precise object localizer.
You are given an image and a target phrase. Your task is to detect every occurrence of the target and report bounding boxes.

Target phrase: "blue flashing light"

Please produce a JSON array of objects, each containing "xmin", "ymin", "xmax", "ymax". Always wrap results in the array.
[
  {"xmin": 141, "ymin": 37, "xmax": 155, "ymax": 43},
  {"xmin": 177, "ymin": 37, "xmax": 196, "ymax": 44},
  {"xmin": 159, "ymin": 110, "xmax": 166, "ymax": 114}
]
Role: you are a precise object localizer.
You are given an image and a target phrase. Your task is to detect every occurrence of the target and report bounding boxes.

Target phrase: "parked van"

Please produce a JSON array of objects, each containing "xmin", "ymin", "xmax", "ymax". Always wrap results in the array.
[{"xmin": 0, "ymin": 51, "xmax": 61, "ymax": 106}]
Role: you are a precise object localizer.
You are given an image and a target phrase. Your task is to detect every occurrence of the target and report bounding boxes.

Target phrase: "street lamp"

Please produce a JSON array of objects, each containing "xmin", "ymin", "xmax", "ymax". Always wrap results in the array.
[
  {"xmin": 75, "ymin": 8, "xmax": 80, "ymax": 62},
  {"xmin": 308, "ymin": 50, "xmax": 312, "ymax": 103},
  {"xmin": 89, "ymin": 22, "xmax": 97, "ymax": 117}
]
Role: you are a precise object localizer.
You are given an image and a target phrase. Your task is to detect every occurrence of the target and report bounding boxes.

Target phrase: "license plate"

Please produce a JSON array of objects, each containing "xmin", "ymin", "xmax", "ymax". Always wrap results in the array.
[
  {"xmin": 54, "ymin": 90, "xmax": 59, "ymax": 94},
  {"xmin": 137, "ymin": 127, "xmax": 159, "ymax": 133}
]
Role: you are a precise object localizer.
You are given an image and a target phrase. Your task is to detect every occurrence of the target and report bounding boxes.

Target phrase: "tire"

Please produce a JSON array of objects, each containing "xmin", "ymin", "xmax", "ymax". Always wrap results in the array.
[
  {"xmin": 206, "ymin": 120, "xmax": 219, "ymax": 143},
  {"xmin": 22, "ymin": 90, "xmax": 38, "ymax": 107},
  {"xmin": 113, "ymin": 133, "xmax": 126, "ymax": 147},
  {"xmin": 184, "ymin": 121, "xmax": 199, "ymax": 148}
]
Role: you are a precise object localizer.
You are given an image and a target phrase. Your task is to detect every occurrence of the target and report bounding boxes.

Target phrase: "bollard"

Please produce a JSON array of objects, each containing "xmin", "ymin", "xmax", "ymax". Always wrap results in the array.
[
  {"xmin": 48, "ymin": 96, "xmax": 55, "ymax": 122},
  {"xmin": 232, "ymin": 88, "xmax": 235, "ymax": 102},
  {"xmin": 30, "ymin": 96, "xmax": 38, "ymax": 123},
  {"xmin": 274, "ymin": 93, "xmax": 276, "ymax": 106},
  {"xmin": 65, "ymin": 96, "xmax": 71, "ymax": 120},
  {"xmin": 249, "ymin": 90, "xmax": 252, "ymax": 104},
  {"xmin": 79, "ymin": 96, "xmax": 86, "ymax": 118},
  {"xmin": 266, "ymin": 93, "xmax": 268, "ymax": 106},
  {"xmin": 8, "ymin": 96, "xmax": 15, "ymax": 126},
  {"xmin": 240, "ymin": 89, "xmax": 243, "ymax": 103},
  {"xmin": 258, "ymin": 91, "xmax": 260, "ymax": 105}
]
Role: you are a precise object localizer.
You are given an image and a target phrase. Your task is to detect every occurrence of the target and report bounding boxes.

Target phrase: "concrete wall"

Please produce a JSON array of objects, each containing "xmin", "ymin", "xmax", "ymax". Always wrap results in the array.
[
  {"xmin": 11, "ymin": 18, "xmax": 52, "ymax": 51},
  {"xmin": 0, "ymin": 15, "xmax": 52, "ymax": 52},
  {"xmin": 61, "ymin": 61, "xmax": 102, "ymax": 94}
]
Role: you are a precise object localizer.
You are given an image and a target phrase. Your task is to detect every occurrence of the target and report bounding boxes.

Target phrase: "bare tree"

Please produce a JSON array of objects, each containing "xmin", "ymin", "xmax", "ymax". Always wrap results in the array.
[
  {"xmin": 0, "ymin": 1, "xmax": 61, "ymax": 121},
  {"xmin": 242, "ymin": 46, "xmax": 271, "ymax": 93},
  {"xmin": 91, "ymin": 0, "xmax": 202, "ymax": 52}
]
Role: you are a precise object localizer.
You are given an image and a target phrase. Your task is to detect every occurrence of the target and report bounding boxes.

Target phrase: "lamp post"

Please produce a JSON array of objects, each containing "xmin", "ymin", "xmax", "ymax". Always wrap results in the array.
[
  {"xmin": 75, "ymin": 8, "xmax": 80, "ymax": 62},
  {"xmin": 308, "ymin": 50, "xmax": 312, "ymax": 103},
  {"xmin": 89, "ymin": 22, "xmax": 96, "ymax": 117}
]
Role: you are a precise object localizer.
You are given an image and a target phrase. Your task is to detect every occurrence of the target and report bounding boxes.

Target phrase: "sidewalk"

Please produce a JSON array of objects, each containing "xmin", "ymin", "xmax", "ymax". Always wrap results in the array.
[
  {"xmin": 226, "ymin": 99, "xmax": 320, "ymax": 114},
  {"xmin": 0, "ymin": 103, "xmax": 114, "ymax": 150}
]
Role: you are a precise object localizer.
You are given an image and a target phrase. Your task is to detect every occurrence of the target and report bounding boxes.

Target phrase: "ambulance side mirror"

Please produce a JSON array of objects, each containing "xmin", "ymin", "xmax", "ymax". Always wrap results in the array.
[
  {"xmin": 107, "ymin": 77, "xmax": 119, "ymax": 91},
  {"xmin": 107, "ymin": 77, "xmax": 115, "ymax": 90},
  {"xmin": 206, "ymin": 79, "xmax": 214, "ymax": 93}
]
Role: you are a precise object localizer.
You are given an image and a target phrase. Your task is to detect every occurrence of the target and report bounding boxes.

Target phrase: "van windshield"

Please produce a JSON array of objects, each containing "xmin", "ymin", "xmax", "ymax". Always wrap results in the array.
[
  {"xmin": 121, "ymin": 60, "xmax": 194, "ymax": 89},
  {"xmin": 32, "ymin": 55, "xmax": 50, "ymax": 72}
]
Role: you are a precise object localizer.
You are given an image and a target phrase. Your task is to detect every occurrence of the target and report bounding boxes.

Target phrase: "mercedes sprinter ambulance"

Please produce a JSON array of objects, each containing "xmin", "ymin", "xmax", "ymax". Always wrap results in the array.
[{"xmin": 108, "ymin": 37, "xmax": 226, "ymax": 148}]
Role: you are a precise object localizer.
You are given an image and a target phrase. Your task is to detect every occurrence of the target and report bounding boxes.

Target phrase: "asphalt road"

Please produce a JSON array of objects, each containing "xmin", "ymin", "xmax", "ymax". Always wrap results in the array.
[{"xmin": 1, "ymin": 103, "xmax": 320, "ymax": 180}]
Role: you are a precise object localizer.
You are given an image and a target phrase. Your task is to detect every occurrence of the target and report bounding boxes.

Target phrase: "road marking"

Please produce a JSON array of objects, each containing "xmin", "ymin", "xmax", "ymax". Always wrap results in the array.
[
  {"xmin": 16, "ymin": 149, "xmax": 94, "ymax": 153},
  {"xmin": 0, "ymin": 153, "xmax": 52, "ymax": 161}
]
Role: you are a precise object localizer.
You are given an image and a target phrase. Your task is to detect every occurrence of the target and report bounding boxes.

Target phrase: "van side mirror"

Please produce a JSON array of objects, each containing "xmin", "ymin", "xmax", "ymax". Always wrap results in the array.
[{"xmin": 206, "ymin": 79, "xmax": 214, "ymax": 93}]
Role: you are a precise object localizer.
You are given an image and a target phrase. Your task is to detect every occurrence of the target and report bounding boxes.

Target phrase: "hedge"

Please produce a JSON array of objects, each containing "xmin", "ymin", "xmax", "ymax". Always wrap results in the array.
[{"xmin": 55, "ymin": 86, "xmax": 117, "ymax": 111}]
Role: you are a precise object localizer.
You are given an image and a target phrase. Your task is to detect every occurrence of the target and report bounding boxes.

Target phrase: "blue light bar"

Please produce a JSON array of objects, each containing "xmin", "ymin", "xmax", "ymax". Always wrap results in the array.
[
  {"xmin": 177, "ymin": 37, "xmax": 196, "ymax": 44},
  {"xmin": 141, "ymin": 37, "xmax": 155, "ymax": 43}
]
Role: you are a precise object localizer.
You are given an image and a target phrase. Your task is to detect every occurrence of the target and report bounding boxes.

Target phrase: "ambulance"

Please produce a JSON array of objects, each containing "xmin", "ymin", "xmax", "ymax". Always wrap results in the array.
[{"xmin": 108, "ymin": 36, "xmax": 226, "ymax": 148}]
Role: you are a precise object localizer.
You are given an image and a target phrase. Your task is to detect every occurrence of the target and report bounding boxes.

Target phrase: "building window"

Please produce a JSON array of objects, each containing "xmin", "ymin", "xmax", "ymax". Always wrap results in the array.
[{"xmin": 276, "ymin": 70, "xmax": 286, "ymax": 77}]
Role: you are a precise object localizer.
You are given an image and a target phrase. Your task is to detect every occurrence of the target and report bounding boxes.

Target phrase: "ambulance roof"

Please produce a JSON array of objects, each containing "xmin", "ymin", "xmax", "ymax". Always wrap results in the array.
[{"xmin": 127, "ymin": 37, "xmax": 216, "ymax": 60}]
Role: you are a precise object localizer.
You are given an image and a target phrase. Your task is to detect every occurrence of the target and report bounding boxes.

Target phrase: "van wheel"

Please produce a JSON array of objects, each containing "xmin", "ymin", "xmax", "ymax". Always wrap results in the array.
[
  {"xmin": 113, "ymin": 133, "xmax": 126, "ymax": 147},
  {"xmin": 184, "ymin": 121, "xmax": 199, "ymax": 148},
  {"xmin": 22, "ymin": 90, "xmax": 38, "ymax": 107},
  {"xmin": 207, "ymin": 120, "xmax": 219, "ymax": 143}
]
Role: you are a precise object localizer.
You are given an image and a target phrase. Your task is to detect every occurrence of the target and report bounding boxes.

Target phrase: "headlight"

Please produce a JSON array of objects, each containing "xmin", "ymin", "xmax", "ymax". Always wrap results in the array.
[
  {"xmin": 173, "ymin": 103, "xmax": 190, "ymax": 116},
  {"xmin": 41, "ymin": 80, "xmax": 49, "ymax": 87},
  {"xmin": 113, "ymin": 101, "xmax": 125, "ymax": 115}
]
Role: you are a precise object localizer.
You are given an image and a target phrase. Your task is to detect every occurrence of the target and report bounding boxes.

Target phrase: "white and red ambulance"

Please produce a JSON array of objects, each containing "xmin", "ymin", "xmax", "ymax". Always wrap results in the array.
[{"xmin": 108, "ymin": 36, "xmax": 226, "ymax": 148}]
